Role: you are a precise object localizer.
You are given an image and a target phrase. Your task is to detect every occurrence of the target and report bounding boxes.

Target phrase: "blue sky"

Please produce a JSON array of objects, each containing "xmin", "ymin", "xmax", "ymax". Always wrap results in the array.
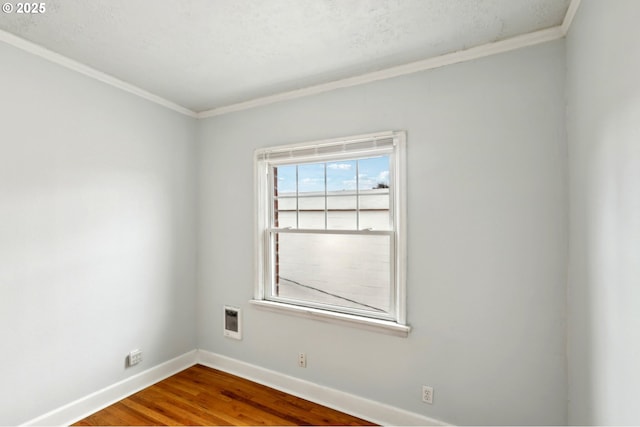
[{"xmin": 275, "ymin": 155, "xmax": 389, "ymax": 194}]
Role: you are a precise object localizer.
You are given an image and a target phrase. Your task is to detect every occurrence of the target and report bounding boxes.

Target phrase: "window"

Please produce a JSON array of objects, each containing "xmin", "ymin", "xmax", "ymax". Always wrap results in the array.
[{"xmin": 253, "ymin": 131, "xmax": 408, "ymax": 336}]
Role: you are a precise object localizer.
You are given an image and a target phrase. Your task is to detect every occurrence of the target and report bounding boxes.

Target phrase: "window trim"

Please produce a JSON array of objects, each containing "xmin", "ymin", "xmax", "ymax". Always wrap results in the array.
[{"xmin": 253, "ymin": 131, "xmax": 408, "ymax": 335}]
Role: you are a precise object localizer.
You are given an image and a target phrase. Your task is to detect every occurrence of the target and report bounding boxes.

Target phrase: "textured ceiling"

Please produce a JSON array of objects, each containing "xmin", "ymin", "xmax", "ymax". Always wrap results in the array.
[{"xmin": 0, "ymin": 0, "xmax": 570, "ymax": 112}]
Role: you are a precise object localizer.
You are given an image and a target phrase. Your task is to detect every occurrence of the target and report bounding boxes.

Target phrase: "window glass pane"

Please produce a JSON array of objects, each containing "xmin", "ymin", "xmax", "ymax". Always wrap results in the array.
[
  {"xmin": 297, "ymin": 170, "xmax": 326, "ymax": 228},
  {"xmin": 276, "ymin": 196, "xmax": 296, "ymax": 211},
  {"xmin": 275, "ymin": 210, "xmax": 296, "ymax": 228},
  {"xmin": 274, "ymin": 232, "xmax": 391, "ymax": 314},
  {"xmin": 298, "ymin": 163, "xmax": 325, "ymax": 194},
  {"xmin": 274, "ymin": 165, "xmax": 296, "ymax": 196},
  {"xmin": 327, "ymin": 194, "xmax": 356, "ymax": 230},
  {"xmin": 298, "ymin": 195, "xmax": 325, "ymax": 211},
  {"xmin": 298, "ymin": 210, "xmax": 325, "ymax": 229},
  {"xmin": 359, "ymin": 191, "xmax": 390, "ymax": 230},
  {"xmin": 326, "ymin": 160, "xmax": 356, "ymax": 192},
  {"xmin": 357, "ymin": 156, "xmax": 390, "ymax": 191}
]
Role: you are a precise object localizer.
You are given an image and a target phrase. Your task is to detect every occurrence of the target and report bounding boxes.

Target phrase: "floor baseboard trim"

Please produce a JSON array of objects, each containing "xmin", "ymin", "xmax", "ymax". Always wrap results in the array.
[
  {"xmin": 22, "ymin": 350, "xmax": 198, "ymax": 426},
  {"xmin": 22, "ymin": 349, "xmax": 447, "ymax": 426},
  {"xmin": 197, "ymin": 349, "xmax": 448, "ymax": 426}
]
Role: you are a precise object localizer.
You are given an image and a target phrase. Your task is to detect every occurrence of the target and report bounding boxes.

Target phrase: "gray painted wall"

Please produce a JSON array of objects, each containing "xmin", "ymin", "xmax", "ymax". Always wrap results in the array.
[
  {"xmin": 566, "ymin": 1, "xmax": 640, "ymax": 424},
  {"xmin": 197, "ymin": 40, "xmax": 568, "ymax": 425},
  {"xmin": 0, "ymin": 43, "xmax": 198, "ymax": 425}
]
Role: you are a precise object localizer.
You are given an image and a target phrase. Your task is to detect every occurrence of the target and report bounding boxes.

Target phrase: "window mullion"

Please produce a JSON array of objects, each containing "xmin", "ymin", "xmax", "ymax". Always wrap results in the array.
[
  {"xmin": 324, "ymin": 163, "xmax": 328, "ymax": 230},
  {"xmin": 356, "ymin": 160, "xmax": 360, "ymax": 230},
  {"xmin": 295, "ymin": 165, "xmax": 299, "ymax": 229}
]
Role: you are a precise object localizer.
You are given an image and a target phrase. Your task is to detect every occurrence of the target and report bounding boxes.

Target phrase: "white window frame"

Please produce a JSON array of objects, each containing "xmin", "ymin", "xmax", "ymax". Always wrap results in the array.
[{"xmin": 251, "ymin": 131, "xmax": 409, "ymax": 337}]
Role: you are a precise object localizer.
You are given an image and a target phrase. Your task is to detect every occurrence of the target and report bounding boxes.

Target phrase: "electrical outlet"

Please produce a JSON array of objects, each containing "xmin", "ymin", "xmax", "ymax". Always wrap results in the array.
[
  {"xmin": 422, "ymin": 385, "xmax": 433, "ymax": 404},
  {"xmin": 298, "ymin": 352, "xmax": 307, "ymax": 368},
  {"xmin": 129, "ymin": 349, "xmax": 142, "ymax": 366}
]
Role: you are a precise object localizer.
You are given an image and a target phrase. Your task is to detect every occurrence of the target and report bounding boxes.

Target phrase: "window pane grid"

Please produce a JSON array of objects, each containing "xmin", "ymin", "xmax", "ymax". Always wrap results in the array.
[
  {"xmin": 271, "ymin": 156, "xmax": 390, "ymax": 232},
  {"xmin": 267, "ymin": 155, "xmax": 394, "ymax": 319}
]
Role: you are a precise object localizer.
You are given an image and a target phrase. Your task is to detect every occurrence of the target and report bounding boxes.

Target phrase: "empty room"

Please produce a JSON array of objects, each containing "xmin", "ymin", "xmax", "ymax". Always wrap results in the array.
[{"xmin": 1, "ymin": 0, "xmax": 638, "ymax": 425}]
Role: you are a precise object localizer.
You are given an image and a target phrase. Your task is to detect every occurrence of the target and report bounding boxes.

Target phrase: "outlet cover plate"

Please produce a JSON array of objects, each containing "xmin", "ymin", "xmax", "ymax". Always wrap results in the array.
[
  {"xmin": 129, "ymin": 349, "xmax": 142, "ymax": 366},
  {"xmin": 422, "ymin": 385, "xmax": 433, "ymax": 404}
]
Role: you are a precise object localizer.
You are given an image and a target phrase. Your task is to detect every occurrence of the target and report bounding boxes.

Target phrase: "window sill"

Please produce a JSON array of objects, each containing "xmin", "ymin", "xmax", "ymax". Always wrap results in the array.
[{"xmin": 249, "ymin": 299, "xmax": 411, "ymax": 338}]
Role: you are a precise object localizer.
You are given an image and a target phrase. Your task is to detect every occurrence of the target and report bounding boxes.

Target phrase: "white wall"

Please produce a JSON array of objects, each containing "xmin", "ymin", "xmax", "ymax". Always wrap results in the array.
[
  {"xmin": 566, "ymin": 1, "xmax": 640, "ymax": 424},
  {"xmin": 197, "ymin": 40, "xmax": 568, "ymax": 425},
  {"xmin": 0, "ymin": 42, "xmax": 198, "ymax": 425}
]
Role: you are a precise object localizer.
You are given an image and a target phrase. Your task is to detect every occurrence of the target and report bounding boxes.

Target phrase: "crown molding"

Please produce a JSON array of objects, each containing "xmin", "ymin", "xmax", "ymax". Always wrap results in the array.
[
  {"xmin": 2, "ymin": 0, "xmax": 581, "ymax": 120},
  {"xmin": 197, "ymin": 25, "xmax": 565, "ymax": 119},
  {"xmin": 561, "ymin": 0, "xmax": 582, "ymax": 35},
  {"xmin": 0, "ymin": 29, "xmax": 197, "ymax": 118}
]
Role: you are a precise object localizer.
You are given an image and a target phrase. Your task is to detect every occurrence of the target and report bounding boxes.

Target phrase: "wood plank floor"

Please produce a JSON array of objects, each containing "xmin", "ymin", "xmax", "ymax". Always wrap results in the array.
[{"xmin": 73, "ymin": 364, "xmax": 376, "ymax": 426}]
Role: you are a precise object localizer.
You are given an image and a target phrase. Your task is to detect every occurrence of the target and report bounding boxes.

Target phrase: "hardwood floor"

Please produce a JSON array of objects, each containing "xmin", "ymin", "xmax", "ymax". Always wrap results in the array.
[{"xmin": 73, "ymin": 364, "xmax": 376, "ymax": 426}]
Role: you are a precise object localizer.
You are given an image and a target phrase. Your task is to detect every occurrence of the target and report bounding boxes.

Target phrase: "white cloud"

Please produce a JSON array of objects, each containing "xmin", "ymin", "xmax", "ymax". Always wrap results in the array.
[
  {"xmin": 327, "ymin": 163, "xmax": 352, "ymax": 170},
  {"xmin": 377, "ymin": 170, "xmax": 389, "ymax": 182},
  {"xmin": 302, "ymin": 177, "xmax": 321, "ymax": 184},
  {"xmin": 342, "ymin": 179, "xmax": 356, "ymax": 189}
]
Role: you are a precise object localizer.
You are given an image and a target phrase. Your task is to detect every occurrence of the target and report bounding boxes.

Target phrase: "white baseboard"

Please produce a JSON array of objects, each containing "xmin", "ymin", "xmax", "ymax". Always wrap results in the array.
[
  {"xmin": 197, "ymin": 349, "xmax": 448, "ymax": 426},
  {"xmin": 22, "ymin": 350, "xmax": 198, "ymax": 427},
  {"xmin": 22, "ymin": 349, "xmax": 447, "ymax": 426}
]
